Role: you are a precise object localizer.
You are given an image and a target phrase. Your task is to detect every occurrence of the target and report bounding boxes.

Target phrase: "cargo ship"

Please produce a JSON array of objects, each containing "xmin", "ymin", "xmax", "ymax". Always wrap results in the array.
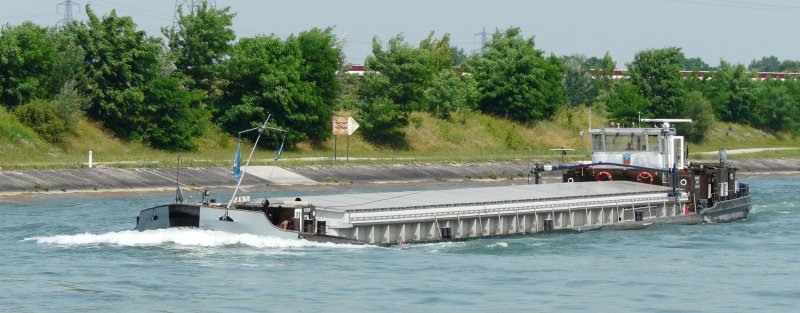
[
  {"xmin": 134, "ymin": 119, "xmax": 750, "ymax": 245},
  {"xmin": 546, "ymin": 118, "xmax": 751, "ymax": 223}
]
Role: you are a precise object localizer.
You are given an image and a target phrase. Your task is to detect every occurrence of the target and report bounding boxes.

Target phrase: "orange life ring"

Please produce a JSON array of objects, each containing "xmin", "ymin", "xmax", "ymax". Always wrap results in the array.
[
  {"xmin": 636, "ymin": 171, "xmax": 654, "ymax": 184},
  {"xmin": 595, "ymin": 171, "xmax": 613, "ymax": 181}
]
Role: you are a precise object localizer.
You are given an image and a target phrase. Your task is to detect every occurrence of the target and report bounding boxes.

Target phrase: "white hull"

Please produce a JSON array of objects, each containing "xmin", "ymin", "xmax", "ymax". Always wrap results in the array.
[{"xmin": 136, "ymin": 204, "xmax": 299, "ymax": 240}]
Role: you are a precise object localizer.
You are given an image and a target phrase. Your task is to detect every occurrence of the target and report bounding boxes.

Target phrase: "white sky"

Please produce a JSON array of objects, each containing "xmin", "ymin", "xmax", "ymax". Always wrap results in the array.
[{"xmin": 2, "ymin": 0, "xmax": 799, "ymax": 67}]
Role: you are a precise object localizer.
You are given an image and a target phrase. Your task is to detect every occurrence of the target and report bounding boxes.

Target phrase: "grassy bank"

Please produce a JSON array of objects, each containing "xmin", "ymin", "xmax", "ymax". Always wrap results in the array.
[{"xmin": 1, "ymin": 107, "xmax": 798, "ymax": 170}]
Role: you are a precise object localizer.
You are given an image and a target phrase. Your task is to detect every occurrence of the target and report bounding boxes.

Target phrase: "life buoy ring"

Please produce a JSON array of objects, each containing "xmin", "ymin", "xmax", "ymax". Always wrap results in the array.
[
  {"xmin": 680, "ymin": 179, "xmax": 688, "ymax": 186},
  {"xmin": 636, "ymin": 171, "xmax": 654, "ymax": 184},
  {"xmin": 595, "ymin": 171, "xmax": 613, "ymax": 181},
  {"xmin": 567, "ymin": 177, "xmax": 574, "ymax": 183}
]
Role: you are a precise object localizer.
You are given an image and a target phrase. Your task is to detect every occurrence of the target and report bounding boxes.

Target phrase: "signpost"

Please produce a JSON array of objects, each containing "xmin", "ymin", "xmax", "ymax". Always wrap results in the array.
[{"xmin": 332, "ymin": 116, "xmax": 359, "ymax": 164}]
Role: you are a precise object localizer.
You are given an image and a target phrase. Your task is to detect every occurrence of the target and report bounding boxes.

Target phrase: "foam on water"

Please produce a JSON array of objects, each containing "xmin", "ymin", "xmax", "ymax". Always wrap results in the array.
[
  {"xmin": 24, "ymin": 228, "xmax": 368, "ymax": 250},
  {"xmin": 487, "ymin": 241, "xmax": 509, "ymax": 248}
]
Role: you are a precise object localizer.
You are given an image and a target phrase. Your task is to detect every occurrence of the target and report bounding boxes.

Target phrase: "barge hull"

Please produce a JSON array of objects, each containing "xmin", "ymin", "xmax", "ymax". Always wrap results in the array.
[
  {"xmin": 135, "ymin": 182, "xmax": 750, "ymax": 246},
  {"xmin": 136, "ymin": 204, "xmax": 299, "ymax": 240},
  {"xmin": 306, "ymin": 182, "xmax": 695, "ymax": 245},
  {"xmin": 701, "ymin": 196, "xmax": 752, "ymax": 223}
]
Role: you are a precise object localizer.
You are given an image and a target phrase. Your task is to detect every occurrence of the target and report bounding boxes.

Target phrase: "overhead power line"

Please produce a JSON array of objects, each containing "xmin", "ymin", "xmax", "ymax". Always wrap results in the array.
[{"xmin": 173, "ymin": 0, "xmax": 216, "ymax": 28}]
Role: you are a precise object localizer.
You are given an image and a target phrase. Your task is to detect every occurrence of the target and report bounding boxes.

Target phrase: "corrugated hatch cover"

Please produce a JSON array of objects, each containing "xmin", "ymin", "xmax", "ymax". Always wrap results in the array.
[{"xmin": 277, "ymin": 181, "xmax": 674, "ymax": 212}]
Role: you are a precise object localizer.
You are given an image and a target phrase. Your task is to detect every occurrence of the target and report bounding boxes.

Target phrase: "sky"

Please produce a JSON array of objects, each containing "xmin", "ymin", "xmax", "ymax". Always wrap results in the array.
[{"xmin": 2, "ymin": 0, "xmax": 799, "ymax": 68}]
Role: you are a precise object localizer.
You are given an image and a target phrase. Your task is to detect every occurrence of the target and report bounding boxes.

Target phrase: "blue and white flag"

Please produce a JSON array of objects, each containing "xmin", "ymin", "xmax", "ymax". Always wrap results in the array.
[
  {"xmin": 274, "ymin": 137, "xmax": 285, "ymax": 161},
  {"xmin": 232, "ymin": 142, "xmax": 242, "ymax": 181},
  {"xmin": 176, "ymin": 186, "xmax": 184, "ymax": 203}
]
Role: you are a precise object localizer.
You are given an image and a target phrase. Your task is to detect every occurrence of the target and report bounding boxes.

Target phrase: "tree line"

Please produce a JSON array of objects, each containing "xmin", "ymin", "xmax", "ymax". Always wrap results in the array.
[{"xmin": 1, "ymin": 1, "xmax": 799, "ymax": 152}]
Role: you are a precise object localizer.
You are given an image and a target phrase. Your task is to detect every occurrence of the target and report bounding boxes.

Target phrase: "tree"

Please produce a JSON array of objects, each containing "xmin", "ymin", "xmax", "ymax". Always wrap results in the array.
[
  {"xmin": 0, "ymin": 22, "xmax": 61, "ymax": 107},
  {"xmin": 583, "ymin": 56, "xmax": 603, "ymax": 69},
  {"xmin": 292, "ymin": 27, "xmax": 342, "ymax": 141},
  {"xmin": 164, "ymin": 0, "xmax": 235, "ymax": 97},
  {"xmin": 464, "ymin": 27, "xmax": 565, "ymax": 123},
  {"xmin": 604, "ymin": 81, "xmax": 648, "ymax": 125},
  {"xmin": 678, "ymin": 52, "xmax": 712, "ymax": 71},
  {"xmin": 582, "ymin": 52, "xmax": 616, "ymax": 92},
  {"xmin": 751, "ymin": 80, "xmax": 800, "ymax": 134},
  {"xmin": 779, "ymin": 60, "xmax": 800, "ymax": 73},
  {"xmin": 67, "ymin": 7, "xmax": 161, "ymax": 139},
  {"xmin": 424, "ymin": 68, "xmax": 477, "ymax": 119},
  {"xmin": 678, "ymin": 91, "xmax": 714, "ymax": 142},
  {"xmin": 354, "ymin": 70, "xmax": 410, "ymax": 144},
  {"xmin": 68, "ymin": 6, "xmax": 206, "ymax": 150},
  {"xmin": 357, "ymin": 31, "xmax": 466, "ymax": 143},
  {"xmin": 141, "ymin": 76, "xmax": 205, "ymax": 151},
  {"xmin": 748, "ymin": 55, "xmax": 780, "ymax": 72},
  {"xmin": 218, "ymin": 35, "xmax": 328, "ymax": 147},
  {"xmin": 365, "ymin": 35, "xmax": 421, "ymax": 109},
  {"xmin": 357, "ymin": 96, "xmax": 408, "ymax": 146},
  {"xmin": 418, "ymin": 32, "xmax": 453, "ymax": 73},
  {"xmin": 562, "ymin": 54, "xmax": 597, "ymax": 107},
  {"xmin": 705, "ymin": 61, "xmax": 757, "ymax": 123},
  {"xmin": 596, "ymin": 51, "xmax": 616, "ymax": 92},
  {"xmin": 451, "ymin": 46, "xmax": 467, "ymax": 66},
  {"xmin": 627, "ymin": 47, "xmax": 685, "ymax": 118}
]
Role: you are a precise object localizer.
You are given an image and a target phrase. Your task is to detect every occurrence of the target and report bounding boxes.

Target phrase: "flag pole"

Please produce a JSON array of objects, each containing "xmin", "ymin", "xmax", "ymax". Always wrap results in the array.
[
  {"xmin": 222, "ymin": 115, "xmax": 271, "ymax": 220},
  {"xmin": 175, "ymin": 156, "xmax": 181, "ymax": 203}
]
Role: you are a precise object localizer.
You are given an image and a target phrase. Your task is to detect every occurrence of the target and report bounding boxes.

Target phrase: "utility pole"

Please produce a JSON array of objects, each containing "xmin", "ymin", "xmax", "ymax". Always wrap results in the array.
[
  {"xmin": 474, "ymin": 27, "xmax": 488, "ymax": 51},
  {"xmin": 57, "ymin": 0, "xmax": 80, "ymax": 25},
  {"xmin": 173, "ymin": 0, "xmax": 216, "ymax": 28}
]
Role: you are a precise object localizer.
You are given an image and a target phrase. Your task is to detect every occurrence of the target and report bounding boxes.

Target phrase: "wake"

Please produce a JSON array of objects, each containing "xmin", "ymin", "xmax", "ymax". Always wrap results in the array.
[{"xmin": 24, "ymin": 228, "xmax": 368, "ymax": 249}]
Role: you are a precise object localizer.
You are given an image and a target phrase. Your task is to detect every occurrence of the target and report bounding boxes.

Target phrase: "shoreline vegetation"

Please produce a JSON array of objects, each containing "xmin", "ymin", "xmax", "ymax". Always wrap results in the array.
[
  {"xmin": 2, "ymin": 3, "xmax": 800, "ymax": 178},
  {"xmin": 2, "ymin": 109, "xmax": 799, "ymax": 171}
]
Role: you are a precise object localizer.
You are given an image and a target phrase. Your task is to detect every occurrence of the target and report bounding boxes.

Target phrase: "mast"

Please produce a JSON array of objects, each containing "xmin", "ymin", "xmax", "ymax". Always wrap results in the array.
[
  {"xmin": 175, "ymin": 156, "xmax": 180, "ymax": 203},
  {"xmin": 219, "ymin": 115, "xmax": 286, "ymax": 221}
]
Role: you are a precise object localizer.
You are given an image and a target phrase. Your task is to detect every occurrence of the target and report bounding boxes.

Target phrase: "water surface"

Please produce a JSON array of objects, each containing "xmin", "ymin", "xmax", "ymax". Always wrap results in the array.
[{"xmin": 1, "ymin": 177, "xmax": 798, "ymax": 312}]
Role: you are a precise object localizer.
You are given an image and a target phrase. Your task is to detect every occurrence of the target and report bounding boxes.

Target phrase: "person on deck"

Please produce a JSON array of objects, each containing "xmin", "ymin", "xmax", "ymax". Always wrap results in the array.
[{"xmin": 279, "ymin": 219, "xmax": 293, "ymax": 230}]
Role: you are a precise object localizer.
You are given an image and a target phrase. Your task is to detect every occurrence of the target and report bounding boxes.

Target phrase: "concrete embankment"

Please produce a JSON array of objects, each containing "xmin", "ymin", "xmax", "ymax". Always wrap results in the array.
[
  {"xmin": 0, "ymin": 162, "xmax": 538, "ymax": 195},
  {"xmin": 729, "ymin": 158, "xmax": 800, "ymax": 174},
  {"xmin": 0, "ymin": 159, "xmax": 798, "ymax": 196}
]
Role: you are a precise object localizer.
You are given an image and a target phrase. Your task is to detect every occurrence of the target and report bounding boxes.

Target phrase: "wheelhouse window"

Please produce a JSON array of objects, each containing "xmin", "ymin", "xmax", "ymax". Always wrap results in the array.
[
  {"xmin": 597, "ymin": 133, "xmax": 650, "ymax": 151},
  {"xmin": 630, "ymin": 135, "xmax": 645, "ymax": 151},
  {"xmin": 647, "ymin": 135, "xmax": 660, "ymax": 152},
  {"xmin": 592, "ymin": 134, "xmax": 603, "ymax": 151},
  {"xmin": 604, "ymin": 134, "xmax": 624, "ymax": 151}
]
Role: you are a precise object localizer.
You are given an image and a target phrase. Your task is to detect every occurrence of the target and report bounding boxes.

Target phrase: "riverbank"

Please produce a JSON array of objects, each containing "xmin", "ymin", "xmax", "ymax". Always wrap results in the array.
[{"xmin": 0, "ymin": 159, "xmax": 798, "ymax": 197}]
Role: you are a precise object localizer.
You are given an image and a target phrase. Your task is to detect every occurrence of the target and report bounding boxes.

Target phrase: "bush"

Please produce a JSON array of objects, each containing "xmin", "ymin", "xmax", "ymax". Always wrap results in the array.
[
  {"xmin": 0, "ymin": 106, "xmax": 40, "ymax": 146},
  {"xmin": 52, "ymin": 80, "xmax": 88, "ymax": 126},
  {"xmin": 13, "ymin": 99, "xmax": 71, "ymax": 145},
  {"xmin": 357, "ymin": 97, "xmax": 409, "ymax": 146}
]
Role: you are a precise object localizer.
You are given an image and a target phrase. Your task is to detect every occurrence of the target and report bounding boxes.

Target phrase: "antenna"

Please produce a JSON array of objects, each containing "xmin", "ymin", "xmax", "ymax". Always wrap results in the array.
[
  {"xmin": 640, "ymin": 118, "xmax": 692, "ymax": 129},
  {"xmin": 57, "ymin": 0, "xmax": 80, "ymax": 25},
  {"xmin": 639, "ymin": 118, "xmax": 693, "ymax": 123}
]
